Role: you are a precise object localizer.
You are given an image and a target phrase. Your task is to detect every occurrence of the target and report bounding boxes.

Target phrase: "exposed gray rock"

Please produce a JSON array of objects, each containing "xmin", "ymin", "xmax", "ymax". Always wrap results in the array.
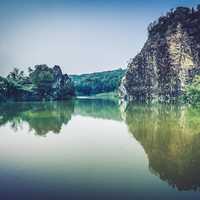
[
  {"xmin": 120, "ymin": 6, "xmax": 200, "ymax": 102},
  {"xmin": 51, "ymin": 65, "xmax": 75, "ymax": 100}
]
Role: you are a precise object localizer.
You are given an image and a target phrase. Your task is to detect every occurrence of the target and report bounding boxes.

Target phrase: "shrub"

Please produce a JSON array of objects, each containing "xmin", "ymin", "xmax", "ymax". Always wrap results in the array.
[{"xmin": 184, "ymin": 75, "xmax": 200, "ymax": 106}]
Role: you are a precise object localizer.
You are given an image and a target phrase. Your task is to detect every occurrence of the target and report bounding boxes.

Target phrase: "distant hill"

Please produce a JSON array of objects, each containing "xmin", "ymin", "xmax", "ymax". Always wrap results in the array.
[{"xmin": 70, "ymin": 68, "xmax": 126, "ymax": 96}]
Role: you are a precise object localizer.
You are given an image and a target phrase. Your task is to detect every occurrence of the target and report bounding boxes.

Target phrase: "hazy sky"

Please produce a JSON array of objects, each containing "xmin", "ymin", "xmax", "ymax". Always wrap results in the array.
[{"xmin": 0, "ymin": 0, "xmax": 199, "ymax": 76}]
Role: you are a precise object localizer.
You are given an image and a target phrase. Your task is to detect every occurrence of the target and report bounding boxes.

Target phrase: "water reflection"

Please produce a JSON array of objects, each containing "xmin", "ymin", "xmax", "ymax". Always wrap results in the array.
[
  {"xmin": 124, "ymin": 103, "xmax": 200, "ymax": 191},
  {"xmin": 0, "ymin": 101, "xmax": 74, "ymax": 136},
  {"xmin": 0, "ymin": 98, "xmax": 122, "ymax": 136},
  {"xmin": 1, "ymin": 98, "xmax": 200, "ymax": 195},
  {"xmin": 74, "ymin": 98, "xmax": 122, "ymax": 121}
]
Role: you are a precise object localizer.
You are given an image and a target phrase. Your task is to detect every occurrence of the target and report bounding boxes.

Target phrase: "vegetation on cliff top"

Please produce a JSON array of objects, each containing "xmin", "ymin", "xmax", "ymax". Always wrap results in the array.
[{"xmin": 148, "ymin": 5, "xmax": 200, "ymax": 39}]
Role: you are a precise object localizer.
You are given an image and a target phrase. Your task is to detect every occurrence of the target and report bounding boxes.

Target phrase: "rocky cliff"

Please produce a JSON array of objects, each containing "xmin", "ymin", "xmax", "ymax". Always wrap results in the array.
[
  {"xmin": 0, "ymin": 65, "xmax": 75, "ymax": 102},
  {"xmin": 120, "ymin": 6, "xmax": 200, "ymax": 102}
]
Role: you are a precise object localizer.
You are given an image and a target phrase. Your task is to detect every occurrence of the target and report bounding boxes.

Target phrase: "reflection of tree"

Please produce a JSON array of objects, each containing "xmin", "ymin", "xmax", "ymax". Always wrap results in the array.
[
  {"xmin": 0, "ymin": 98, "xmax": 122, "ymax": 136},
  {"xmin": 74, "ymin": 98, "xmax": 122, "ymax": 121},
  {"xmin": 124, "ymin": 103, "xmax": 200, "ymax": 191},
  {"xmin": 0, "ymin": 101, "xmax": 74, "ymax": 136}
]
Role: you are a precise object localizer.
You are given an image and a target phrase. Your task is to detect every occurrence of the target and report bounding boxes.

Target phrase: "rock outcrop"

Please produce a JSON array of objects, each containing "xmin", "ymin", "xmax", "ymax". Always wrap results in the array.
[
  {"xmin": 0, "ymin": 65, "xmax": 75, "ymax": 102},
  {"xmin": 120, "ymin": 6, "xmax": 200, "ymax": 102}
]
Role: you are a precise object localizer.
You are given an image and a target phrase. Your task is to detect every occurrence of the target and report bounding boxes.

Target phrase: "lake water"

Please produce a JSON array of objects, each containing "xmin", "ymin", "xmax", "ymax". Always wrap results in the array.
[{"xmin": 0, "ymin": 98, "xmax": 200, "ymax": 199}]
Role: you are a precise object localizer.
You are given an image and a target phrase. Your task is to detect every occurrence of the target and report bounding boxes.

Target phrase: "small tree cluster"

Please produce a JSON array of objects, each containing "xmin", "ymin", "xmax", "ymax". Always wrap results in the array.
[
  {"xmin": 7, "ymin": 68, "xmax": 25, "ymax": 83},
  {"xmin": 184, "ymin": 75, "xmax": 200, "ymax": 106},
  {"xmin": 29, "ymin": 65, "xmax": 55, "ymax": 96}
]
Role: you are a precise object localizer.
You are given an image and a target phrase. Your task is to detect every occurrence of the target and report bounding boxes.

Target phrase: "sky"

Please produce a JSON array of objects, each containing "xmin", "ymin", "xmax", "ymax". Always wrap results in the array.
[{"xmin": 0, "ymin": 0, "xmax": 200, "ymax": 76}]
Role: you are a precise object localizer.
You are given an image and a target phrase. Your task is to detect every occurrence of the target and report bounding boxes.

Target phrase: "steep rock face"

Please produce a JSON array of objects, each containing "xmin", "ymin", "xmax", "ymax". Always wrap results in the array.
[
  {"xmin": 51, "ymin": 65, "xmax": 75, "ymax": 100},
  {"xmin": 120, "ymin": 6, "xmax": 200, "ymax": 102}
]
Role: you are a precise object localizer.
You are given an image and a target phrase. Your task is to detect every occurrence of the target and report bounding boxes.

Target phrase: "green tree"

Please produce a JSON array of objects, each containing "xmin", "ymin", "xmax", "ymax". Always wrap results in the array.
[
  {"xmin": 30, "ymin": 65, "xmax": 55, "ymax": 96},
  {"xmin": 70, "ymin": 68, "xmax": 126, "ymax": 95},
  {"xmin": 7, "ymin": 67, "xmax": 25, "ymax": 83},
  {"xmin": 184, "ymin": 75, "xmax": 200, "ymax": 106}
]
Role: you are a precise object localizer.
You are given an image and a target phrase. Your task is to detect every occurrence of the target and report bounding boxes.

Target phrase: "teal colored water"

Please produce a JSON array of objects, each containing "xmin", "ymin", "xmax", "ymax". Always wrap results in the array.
[{"xmin": 0, "ymin": 98, "xmax": 200, "ymax": 199}]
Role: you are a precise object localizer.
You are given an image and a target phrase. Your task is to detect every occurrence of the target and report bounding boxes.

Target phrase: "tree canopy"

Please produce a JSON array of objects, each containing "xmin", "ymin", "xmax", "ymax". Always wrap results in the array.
[{"xmin": 70, "ymin": 68, "xmax": 126, "ymax": 95}]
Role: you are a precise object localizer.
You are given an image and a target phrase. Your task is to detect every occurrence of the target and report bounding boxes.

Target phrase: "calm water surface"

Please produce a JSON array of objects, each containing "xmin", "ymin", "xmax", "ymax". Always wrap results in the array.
[{"xmin": 0, "ymin": 98, "xmax": 200, "ymax": 199}]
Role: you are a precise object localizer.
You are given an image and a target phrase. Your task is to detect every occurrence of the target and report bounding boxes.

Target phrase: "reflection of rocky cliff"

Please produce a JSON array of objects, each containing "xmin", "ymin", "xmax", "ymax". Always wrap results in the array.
[
  {"xmin": 0, "ymin": 101, "xmax": 74, "ymax": 136},
  {"xmin": 74, "ymin": 98, "xmax": 122, "ymax": 121},
  {"xmin": 124, "ymin": 103, "xmax": 200, "ymax": 191}
]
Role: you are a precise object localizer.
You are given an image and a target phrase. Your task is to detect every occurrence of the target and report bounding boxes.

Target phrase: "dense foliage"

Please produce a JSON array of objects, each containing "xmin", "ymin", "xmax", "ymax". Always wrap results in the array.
[
  {"xmin": 0, "ymin": 66, "xmax": 125, "ymax": 101},
  {"xmin": 29, "ymin": 65, "xmax": 55, "ymax": 97},
  {"xmin": 184, "ymin": 75, "xmax": 200, "ymax": 106},
  {"xmin": 0, "ymin": 65, "xmax": 75, "ymax": 102},
  {"xmin": 7, "ymin": 67, "xmax": 26, "ymax": 84},
  {"xmin": 70, "ymin": 68, "xmax": 126, "ymax": 95},
  {"xmin": 148, "ymin": 5, "xmax": 200, "ymax": 40}
]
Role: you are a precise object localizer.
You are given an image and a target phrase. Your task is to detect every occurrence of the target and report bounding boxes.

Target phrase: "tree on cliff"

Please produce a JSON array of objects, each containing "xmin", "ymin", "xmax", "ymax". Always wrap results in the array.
[{"xmin": 30, "ymin": 65, "xmax": 55, "ymax": 97}]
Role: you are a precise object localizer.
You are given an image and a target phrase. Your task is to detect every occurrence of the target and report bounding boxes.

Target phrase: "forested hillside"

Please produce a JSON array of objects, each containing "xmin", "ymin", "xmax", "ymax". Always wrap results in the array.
[{"xmin": 70, "ymin": 68, "xmax": 125, "ymax": 95}]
